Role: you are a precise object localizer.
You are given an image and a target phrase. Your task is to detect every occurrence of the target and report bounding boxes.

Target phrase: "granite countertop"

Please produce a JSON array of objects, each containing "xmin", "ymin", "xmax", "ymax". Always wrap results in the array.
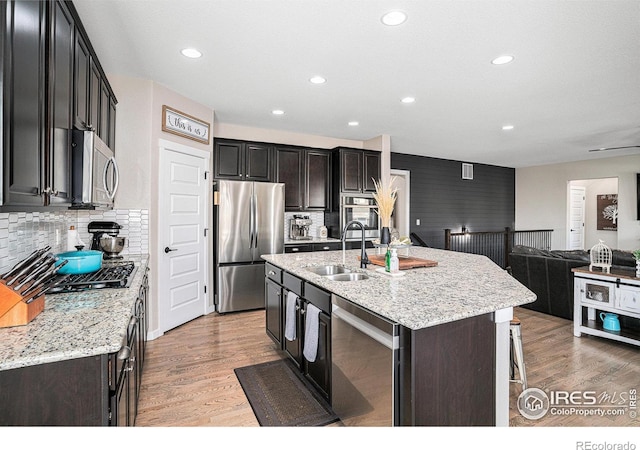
[
  {"xmin": 262, "ymin": 247, "xmax": 536, "ymax": 330},
  {"xmin": 0, "ymin": 255, "xmax": 149, "ymax": 372}
]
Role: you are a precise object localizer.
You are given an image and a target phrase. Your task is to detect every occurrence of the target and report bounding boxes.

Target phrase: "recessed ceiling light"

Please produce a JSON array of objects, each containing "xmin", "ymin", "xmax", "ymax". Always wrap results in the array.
[
  {"xmin": 271, "ymin": 109, "xmax": 285, "ymax": 116},
  {"xmin": 348, "ymin": 121, "xmax": 359, "ymax": 126},
  {"xmin": 381, "ymin": 10, "xmax": 407, "ymax": 26},
  {"xmin": 181, "ymin": 48, "xmax": 202, "ymax": 59},
  {"xmin": 491, "ymin": 55, "xmax": 514, "ymax": 65},
  {"xmin": 401, "ymin": 97, "xmax": 415, "ymax": 104},
  {"xmin": 502, "ymin": 125, "xmax": 514, "ymax": 130},
  {"xmin": 309, "ymin": 75, "xmax": 326, "ymax": 84}
]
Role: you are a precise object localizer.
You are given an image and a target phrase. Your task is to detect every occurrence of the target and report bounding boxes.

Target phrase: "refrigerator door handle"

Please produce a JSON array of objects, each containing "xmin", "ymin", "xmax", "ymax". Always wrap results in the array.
[
  {"xmin": 249, "ymin": 186, "xmax": 256, "ymax": 249},
  {"xmin": 253, "ymin": 191, "xmax": 259, "ymax": 249}
]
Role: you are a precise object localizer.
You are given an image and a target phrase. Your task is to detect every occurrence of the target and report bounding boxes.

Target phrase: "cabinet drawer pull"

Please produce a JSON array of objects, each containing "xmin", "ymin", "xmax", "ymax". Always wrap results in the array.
[
  {"xmin": 292, "ymin": 248, "xmax": 299, "ymax": 252},
  {"xmin": 268, "ymin": 270, "xmax": 276, "ymax": 275},
  {"xmin": 322, "ymin": 246, "xmax": 330, "ymax": 250}
]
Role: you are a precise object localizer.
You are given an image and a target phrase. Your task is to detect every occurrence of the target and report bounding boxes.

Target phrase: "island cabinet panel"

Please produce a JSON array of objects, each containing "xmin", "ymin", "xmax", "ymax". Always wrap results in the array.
[
  {"xmin": 265, "ymin": 277, "xmax": 283, "ymax": 347},
  {"xmin": 0, "ymin": 355, "xmax": 109, "ymax": 426},
  {"xmin": 265, "ymin": 265, "xmax": 332, "ymax": 401},
  {"xmin": 399, "ymin": 313, "xmax": 496, "ymax": 426}
]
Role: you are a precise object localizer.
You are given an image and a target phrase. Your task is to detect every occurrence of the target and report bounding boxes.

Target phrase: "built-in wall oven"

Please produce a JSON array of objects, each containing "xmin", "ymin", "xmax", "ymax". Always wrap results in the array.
[{"xmin": 340, "ymin": 195, "xmax": 380, "ymax": 240}]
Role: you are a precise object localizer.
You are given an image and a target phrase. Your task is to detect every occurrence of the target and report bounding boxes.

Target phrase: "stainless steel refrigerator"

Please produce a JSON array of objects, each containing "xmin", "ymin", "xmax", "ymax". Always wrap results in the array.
[{"xmin": 215, "ymin": 180, "xmax": 284, "ymax": 313}]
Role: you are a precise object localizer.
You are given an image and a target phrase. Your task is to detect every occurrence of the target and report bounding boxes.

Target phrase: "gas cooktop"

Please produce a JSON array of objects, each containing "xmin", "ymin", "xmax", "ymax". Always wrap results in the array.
[{"xmin": 48, "ymin": 260, "xmax": 137, "ymax": 293}]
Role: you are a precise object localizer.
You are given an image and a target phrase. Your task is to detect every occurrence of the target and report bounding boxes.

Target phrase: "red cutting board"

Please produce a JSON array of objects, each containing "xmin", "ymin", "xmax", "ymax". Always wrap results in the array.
[{"xmin": 364, "ymin": 255, "xmax": 438, "ymax": 270}]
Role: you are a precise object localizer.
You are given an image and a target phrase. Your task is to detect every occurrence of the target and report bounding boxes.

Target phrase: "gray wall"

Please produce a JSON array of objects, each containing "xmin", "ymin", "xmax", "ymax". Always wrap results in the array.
[{"xmin": 391, "ymin": 153, "xmax": 515, "ymax": 249}]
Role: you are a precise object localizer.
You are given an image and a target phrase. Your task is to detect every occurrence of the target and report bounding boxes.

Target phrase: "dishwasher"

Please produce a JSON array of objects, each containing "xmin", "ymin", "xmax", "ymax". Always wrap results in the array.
[{"xmin": 331, "ymin": 294, "xmax": 400, "ymax": 426}]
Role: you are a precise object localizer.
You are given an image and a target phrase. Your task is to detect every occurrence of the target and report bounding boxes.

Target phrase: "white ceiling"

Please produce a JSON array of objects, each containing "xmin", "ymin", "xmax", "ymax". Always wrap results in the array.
[{"xmin": 72, "ymin": 0, "xmax": 640, "ymax": 168}]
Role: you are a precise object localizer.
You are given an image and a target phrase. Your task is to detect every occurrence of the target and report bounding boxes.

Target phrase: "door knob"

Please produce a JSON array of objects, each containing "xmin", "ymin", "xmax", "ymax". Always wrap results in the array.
[{"xmin": 164, "ymin": 247, "xmax": 177, "ymax": 253}]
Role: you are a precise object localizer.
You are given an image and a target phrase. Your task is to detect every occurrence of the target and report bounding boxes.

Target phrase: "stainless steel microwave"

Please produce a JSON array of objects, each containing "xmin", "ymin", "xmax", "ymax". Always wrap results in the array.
[{"xmin": 71, "ymin": 130, "xmax": 119, "ymax": 209}]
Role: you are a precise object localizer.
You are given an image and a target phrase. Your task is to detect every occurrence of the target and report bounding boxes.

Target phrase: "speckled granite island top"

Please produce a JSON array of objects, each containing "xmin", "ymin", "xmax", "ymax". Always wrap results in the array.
[
  {"xmin": 262, "ymin": 247, "xmax": 535, "ymax": 330},
  {"xmin": 0, "ymin": 255, "xmax": 149, "ymax": 371}
]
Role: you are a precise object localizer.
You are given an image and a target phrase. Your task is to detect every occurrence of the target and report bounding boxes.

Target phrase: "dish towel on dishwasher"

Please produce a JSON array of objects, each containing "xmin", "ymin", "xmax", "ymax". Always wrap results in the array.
[
  {"xmin": 303, "ymin": 303, "xmax": 321, "ymax": 362},
  {"xmin": 285, "ymin": 291, "xmax": 298, "ymax": 341}
]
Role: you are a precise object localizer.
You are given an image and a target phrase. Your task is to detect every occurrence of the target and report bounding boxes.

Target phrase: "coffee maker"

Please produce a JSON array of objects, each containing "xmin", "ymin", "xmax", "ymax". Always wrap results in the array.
[
  {"xmin": 89, "ymin": 221, "xmax": 125, "ymax": 258},
  {"xmin": 289, "ymin": 215, "xmax": 312, "ymax": 240}
]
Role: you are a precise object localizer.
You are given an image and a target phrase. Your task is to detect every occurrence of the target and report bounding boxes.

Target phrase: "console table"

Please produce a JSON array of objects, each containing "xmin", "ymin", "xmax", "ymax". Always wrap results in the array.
[{"xmin": 572, "ymin": 266, "xmax": 640, "ymax": 347}]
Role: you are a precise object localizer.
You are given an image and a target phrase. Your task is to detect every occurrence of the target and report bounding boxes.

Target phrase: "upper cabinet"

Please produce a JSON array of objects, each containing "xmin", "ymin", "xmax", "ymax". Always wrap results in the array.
[
  {"xmin": 332, "ymin": 147, "xmax": 381, "ymax": 194},
  {"xmin": 213, "ymin": 139, "xmax": 274, "ymax": 182},
  {"xmin": 276, "ymin": 146, "xmax": 304, "ymax": 210},
  {"xmin": 304, "ymin": 150, "xmax": 331, "ymax": 211},
  {"xmin": 1, "ymin": 0, "xmax": 47, "ymax": 207},
  {"xmin": 74, "ymin": 9, "xmax": 117, "ymax": 147},
  {"xmin": 276, "ymin": 146, "xmax": 331, "ymax": 212},
  {"xmin": 1, "ymin": 0, "xmax": 117, "ymax": 210},
  {"xmin": 49, "ymin": 0, "xmax": 75, "ymax": 205}
]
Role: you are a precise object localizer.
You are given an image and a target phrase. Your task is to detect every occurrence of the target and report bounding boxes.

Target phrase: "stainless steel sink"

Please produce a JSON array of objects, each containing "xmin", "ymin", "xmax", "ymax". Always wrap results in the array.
[
  {"xmin": 325, "ymin": 273, "xmax": 369, "ymax": 282},
  {"xmin": 308, "ymin": 265, "xmax": 351, "ymax": 276}
]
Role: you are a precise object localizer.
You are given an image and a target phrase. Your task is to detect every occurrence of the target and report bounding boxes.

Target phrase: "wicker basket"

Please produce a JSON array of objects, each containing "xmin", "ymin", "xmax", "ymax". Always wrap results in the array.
[{"xmin": 589, "ymin": 240, "xmax": 612, "ymax": 273}]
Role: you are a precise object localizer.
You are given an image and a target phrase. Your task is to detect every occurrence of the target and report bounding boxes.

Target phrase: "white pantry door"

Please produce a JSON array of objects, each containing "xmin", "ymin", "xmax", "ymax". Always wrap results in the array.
[
  {"xmin": 568, "ymin": 186, "xmax": 586, "ymax": 250},
  {"xmin": 158, "ymin": 140, "xmax": 209, "ymax": 333}
]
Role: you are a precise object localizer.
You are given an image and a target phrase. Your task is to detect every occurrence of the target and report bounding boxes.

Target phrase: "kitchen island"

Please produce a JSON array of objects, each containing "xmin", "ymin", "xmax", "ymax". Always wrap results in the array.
[
  {"xmin": 262, "ymin": 246, "xmax": 536, "ymax": 426},
  {"xmin": 0, "ymin": 255, "xmax": 149, "ymax": 426}
]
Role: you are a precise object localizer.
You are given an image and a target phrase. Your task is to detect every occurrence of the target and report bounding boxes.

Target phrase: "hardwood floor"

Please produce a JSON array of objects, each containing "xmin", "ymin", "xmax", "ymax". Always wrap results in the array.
[
  {"xmin": 136, "ymin": 307, "xmax": 640, "ymax": 427},
  {"xmin": 509, "ymin": 307, "xmax": 640, "ymax": 427}
]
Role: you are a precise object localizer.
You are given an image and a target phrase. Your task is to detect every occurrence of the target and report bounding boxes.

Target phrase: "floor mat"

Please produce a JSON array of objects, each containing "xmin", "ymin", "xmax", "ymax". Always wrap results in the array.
[{"xmin": 234, "ymin": 358, "xmax": 339, "ymax": 427}]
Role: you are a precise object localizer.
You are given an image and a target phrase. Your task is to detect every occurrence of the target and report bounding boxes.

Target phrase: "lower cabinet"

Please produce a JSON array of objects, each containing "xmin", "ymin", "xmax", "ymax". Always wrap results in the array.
[
  {"xmin": 0, "ymin": 266, "xmax": 149, "ymax": 426},
  {"xmin": 284, "ymin": 240, "xmax": 368, "ymax": 254},
  {"xmin": 264, "ymin": 263, "xmax": 332, "ymax": 401}
]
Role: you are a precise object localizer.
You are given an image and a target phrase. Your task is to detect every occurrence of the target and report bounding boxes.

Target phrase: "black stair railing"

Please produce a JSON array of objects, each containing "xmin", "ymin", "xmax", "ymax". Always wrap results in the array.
[{"xmin": 444, "ymin": 227, "xmax": 553, "ymax": 269}]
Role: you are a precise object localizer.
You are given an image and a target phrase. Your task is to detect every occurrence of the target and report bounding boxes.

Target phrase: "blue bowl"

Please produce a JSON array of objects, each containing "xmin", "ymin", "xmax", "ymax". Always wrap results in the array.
[{"xmin": 56, "ymin": 250, "xmax": 103, "ymax": 274}]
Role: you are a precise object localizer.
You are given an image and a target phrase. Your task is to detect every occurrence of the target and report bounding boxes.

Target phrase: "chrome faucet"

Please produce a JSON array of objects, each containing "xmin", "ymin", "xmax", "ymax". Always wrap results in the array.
[{"xmin": 342, "ymin": 220, "xmax": 370, "ymax": 269}]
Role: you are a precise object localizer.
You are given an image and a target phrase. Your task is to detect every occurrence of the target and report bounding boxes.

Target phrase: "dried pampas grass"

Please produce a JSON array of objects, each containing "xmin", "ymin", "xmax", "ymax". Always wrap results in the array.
[{"xmin": 372, "ymin": 176, "xmax": 398, "ymax": 227}]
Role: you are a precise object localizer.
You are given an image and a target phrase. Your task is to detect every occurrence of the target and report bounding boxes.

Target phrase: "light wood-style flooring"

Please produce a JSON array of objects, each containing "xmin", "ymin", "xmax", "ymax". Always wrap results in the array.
[{"xmin": 136, "ymin": 307, "xmax": 640, "ymax": 427}]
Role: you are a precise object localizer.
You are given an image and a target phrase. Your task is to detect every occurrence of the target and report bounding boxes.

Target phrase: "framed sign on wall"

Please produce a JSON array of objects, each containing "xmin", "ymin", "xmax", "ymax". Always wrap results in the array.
[{"xmin": 162, "ymin": 105, "xmax": 210, "ymax": 145}]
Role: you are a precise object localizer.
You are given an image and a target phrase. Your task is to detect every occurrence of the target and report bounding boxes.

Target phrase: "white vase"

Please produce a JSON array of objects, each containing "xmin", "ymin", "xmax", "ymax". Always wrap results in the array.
[{"xmin": 636, "ymin": 260, "xmax": 640, "ymax": 278}]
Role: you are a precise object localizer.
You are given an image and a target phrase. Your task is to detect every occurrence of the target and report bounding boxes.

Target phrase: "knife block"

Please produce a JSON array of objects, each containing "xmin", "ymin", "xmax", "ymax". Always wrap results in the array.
[{"xmin": 0, "ymin": 282, "xmax": 45, "ymax": 328}]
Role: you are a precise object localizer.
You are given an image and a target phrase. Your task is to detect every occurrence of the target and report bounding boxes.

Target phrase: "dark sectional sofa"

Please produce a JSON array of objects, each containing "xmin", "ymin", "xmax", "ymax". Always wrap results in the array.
[{"xmin": 507, "ymin": 245, "xmax": 636, "ymax": 320}]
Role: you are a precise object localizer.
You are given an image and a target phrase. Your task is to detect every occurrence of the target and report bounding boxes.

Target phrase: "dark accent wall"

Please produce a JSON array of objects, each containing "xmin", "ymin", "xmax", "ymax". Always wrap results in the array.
[{"xmin": 391, "ymin": 153, "xmax": 515, "ymax": 249}]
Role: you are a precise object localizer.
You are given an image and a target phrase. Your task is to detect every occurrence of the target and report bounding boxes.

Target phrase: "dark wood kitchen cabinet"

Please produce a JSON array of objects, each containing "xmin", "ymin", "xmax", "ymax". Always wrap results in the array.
[
  {"xmin": 265, "ymin": 267, "xmax": 283, "ymax": 347},
  {"xmin": 277, "ymin": 146, "xmax": 331, "ymax": 212},
  {"xmin": 213, "ymin": 138, "xmax": 274, "ymax": 181},
  {"xmin": 265, "ymin": 267, "xmax": 331, "ymax": 401},
  {"xmin": 0, "ymin": 264, "xmax": 149, "ymax": 426},
  {"xmin": 305, "ymin": 149, "xmax": 331, "ymax": 211},
  {"xmin": 1, "ymin": 0, "xmax": 117, "ymax": 210},
  {"xmin": 48, "ymin": 0, "xmax": 75, "ymax": 205},
  {"xmin": 276, "ymin": 146, "xmax": 305, "ymax": 210},
  {"xmin": 1, "ymin": 0, "xmax": 47, "ymax": 207},
  {"xmin": 73, "ymin": 27, "xmax": 90, "ymax": 130},
  {"xmin": 333, "ymin": 147, "xmax": 381, "ymax": 193}
]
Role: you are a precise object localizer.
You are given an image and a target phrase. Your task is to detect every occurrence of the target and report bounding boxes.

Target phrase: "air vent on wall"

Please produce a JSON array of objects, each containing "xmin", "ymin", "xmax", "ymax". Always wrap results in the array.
[{"xmin": 462, "ymin": 163, "xmax": 474, "ymax": 180}]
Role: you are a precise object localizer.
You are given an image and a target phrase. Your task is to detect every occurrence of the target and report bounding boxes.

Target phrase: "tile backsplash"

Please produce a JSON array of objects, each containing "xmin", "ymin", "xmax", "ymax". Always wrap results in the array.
[
  {"xmin": 284, "ymin": 211, "xmax": 325, "ymax": 239},
  {"xmin": 0, "ymin": 209, "xmax": 149, "ymax": 274}
]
